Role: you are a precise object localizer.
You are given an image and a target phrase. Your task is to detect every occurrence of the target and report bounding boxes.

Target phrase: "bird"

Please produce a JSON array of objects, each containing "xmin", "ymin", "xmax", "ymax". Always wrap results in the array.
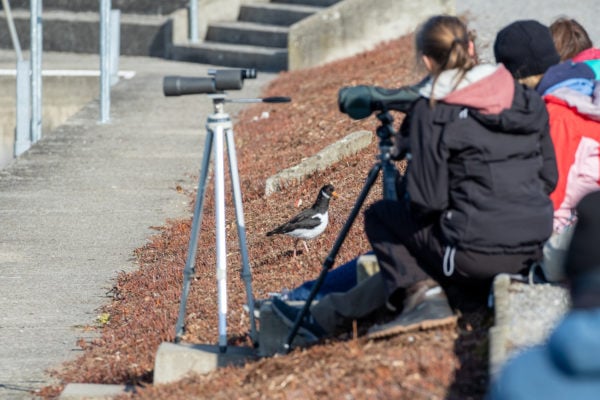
[{"xmin": 266, "ymin": 184, "xmax": 338, "ymax": 257}]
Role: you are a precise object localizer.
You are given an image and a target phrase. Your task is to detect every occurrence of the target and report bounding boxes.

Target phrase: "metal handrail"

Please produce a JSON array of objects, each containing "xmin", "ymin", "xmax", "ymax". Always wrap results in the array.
[{"xmin": 1, "ymin": 0, "xmax": 22, "ymax": 61}]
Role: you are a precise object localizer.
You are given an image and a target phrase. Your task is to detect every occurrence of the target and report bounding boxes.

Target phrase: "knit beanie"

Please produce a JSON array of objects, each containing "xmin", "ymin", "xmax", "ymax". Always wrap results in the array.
[
  {"xmin": 494, "ymin": 20, "xmax": 560, "ymax": 79},
  {"xmin": 564, "ymin": 190, "xmax": 600, "ymax": 308}
]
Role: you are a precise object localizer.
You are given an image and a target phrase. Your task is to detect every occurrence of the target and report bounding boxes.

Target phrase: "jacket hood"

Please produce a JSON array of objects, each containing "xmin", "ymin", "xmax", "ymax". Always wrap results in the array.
[
  {"xmin": 469, "ymin": 80, "xmax": 549, "ymax": 135},
  {"xmin": 419, "ymin": 64, "xmax": 548, "ymax": 136},
  {"xmin": 545, "ymin": 87, "xmax": 600, "ymax": 121},
  {"xmin": 573, "ymin": 47, "xmax": 600, "ymax": 63},
  {"xmin": 537, "ymin": 61, "xmax": 596, "ymax": 96},
  {"xmin": 548, "ymin": 309, "xmax": 600, "ymax": 376},
  {"xmin": 419, "ymin": 64, "xmax": 515, "ymax": 114}
]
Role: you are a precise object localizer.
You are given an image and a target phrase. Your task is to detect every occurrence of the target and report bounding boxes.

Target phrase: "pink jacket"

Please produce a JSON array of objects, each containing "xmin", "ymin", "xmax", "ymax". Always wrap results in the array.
[{"xmin": 545, "ymin": 94, "xmax": 600, "ymax": 232}]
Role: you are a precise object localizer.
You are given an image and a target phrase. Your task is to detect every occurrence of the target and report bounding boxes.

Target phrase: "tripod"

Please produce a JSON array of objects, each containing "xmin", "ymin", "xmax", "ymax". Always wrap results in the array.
[
  {"xmin": 284, "ymin": 110, "xmax": 401, "ymax": 350},
  {"xmin": 174, "ymin": 93, "xmax": 259, "ymax": 351},
  {"xmin": 164, "ymin": 68, "xmax": 290, "ymax": 352}
]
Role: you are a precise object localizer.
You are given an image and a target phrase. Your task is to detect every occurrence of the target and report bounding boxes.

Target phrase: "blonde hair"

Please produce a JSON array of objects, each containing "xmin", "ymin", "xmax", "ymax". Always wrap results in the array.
[
  {"xmin": 415, "ymin": 15, "xmax": 477, "ymax": 105},
  {"xmin": 518, "ymin": 74, "xmax": 543, "ymax": 89}
]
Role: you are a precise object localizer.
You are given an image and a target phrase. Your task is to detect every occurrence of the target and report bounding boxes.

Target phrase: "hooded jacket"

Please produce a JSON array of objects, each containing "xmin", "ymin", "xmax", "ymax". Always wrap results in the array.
[
  {"xmin": 536, "ymin": 57, "xmax": 600, "ymax": 233},
  {"xmin": 399, "ymin": 64, "xmax": 557, "ymax": 253},
  {"xmin": 488, "ymin": 309, "xmax": 600, "ymax": 400}
]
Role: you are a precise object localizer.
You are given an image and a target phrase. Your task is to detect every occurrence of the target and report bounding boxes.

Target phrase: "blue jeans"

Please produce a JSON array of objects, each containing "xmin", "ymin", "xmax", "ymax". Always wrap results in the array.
[{"xmin": 285, "ymin": 252, "xmax": 373, "ymax": 301}]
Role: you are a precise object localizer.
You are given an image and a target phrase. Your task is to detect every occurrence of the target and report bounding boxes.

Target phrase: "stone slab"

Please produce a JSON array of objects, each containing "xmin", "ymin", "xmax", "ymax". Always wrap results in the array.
[
  {"xmin": 489, "ymin": 274, "xmax": 570, "ymax": 378},
  {"xmin": 265, "ymin": 130, "xmax": 372, "ymax": 196},
  {"xmin": 59, "ymin": 383, "xmax": 134, "ymax": 400},
  {"xmin": 153, "ymin": 342, "xmax": 257, "ymax": 385}
]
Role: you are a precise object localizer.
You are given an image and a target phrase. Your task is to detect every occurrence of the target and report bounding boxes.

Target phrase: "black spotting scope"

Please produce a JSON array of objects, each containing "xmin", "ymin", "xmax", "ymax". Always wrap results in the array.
[
  {"xmin": 163, "ymin": 68, "xmax": 257, "ymax": 96},
  {"xmin": 338, "ymin": 78, "xmax": 427, "ymax": 120}
]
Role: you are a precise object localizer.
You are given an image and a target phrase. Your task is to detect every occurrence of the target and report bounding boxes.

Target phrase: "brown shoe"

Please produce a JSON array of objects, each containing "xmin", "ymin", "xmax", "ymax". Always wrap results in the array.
[{"xmin": 367, "ymin": 284, "xmax": 457, "ymax": 340}]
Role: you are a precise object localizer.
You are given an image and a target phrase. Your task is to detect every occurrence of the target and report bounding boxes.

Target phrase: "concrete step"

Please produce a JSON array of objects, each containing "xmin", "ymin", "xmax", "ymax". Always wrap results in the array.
[
  {"xmin": 206, "ymin": 21, "xmax": 289, "ymax": 48},
  {"xmin": 1, "ymin": 0, "xmax": 188, "ymax": 15},
  {"xmin": 272, "ymin": 0, "xmax": 341, "ymax": 6},
  {"xmin": 169, "ymin": 41, "xmax": 288, "ymax": 72},
  {"xmin": 239, "ymin": 3, "xmax": 323, "ymax": 27},
  {"xmin": 0, "ymin": 9, "xmax": 170, "ymax": 56}
]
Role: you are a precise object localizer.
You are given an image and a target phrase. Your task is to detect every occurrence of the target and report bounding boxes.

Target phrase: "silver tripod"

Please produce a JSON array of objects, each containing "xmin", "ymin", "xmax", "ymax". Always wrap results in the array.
[
  {"xmin": 164, "ymin": 69, "xmax": 290, "ymax": 352},
  {"xmin": 174, "ymin": 94, "xmax": 257, "ymax": 351}
]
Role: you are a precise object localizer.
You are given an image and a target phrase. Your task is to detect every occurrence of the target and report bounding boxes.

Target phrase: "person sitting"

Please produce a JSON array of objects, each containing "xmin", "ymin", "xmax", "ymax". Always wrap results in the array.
[
  {"xmin": 550, "ymin": 17, "xmax": 600, "ymax": 62},
  {"xmin": 487, "ymin": 190, "xmax": 600, "ymax": 400},
  {"xmin": 495, "ymin": 19, "xmax": 600, "ymax": 282},
  {"xmin": 270, "ymin": 14, "xmax": 557, "ymax": 341}
]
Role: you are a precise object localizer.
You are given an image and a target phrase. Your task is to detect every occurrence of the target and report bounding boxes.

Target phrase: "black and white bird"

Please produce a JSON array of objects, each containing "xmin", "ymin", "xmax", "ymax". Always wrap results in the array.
[{"xmin": 267, "ymin": 184, "xmax": 338, "ymax": 257}]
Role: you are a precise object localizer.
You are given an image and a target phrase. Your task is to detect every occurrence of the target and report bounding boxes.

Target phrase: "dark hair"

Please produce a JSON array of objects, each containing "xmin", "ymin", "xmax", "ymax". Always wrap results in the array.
[
  {"xmin": 415, "ymin": 15, "xmax": 476, "ymax": 103},
  {"xmin": 550, "ymin": 17, "xmax": 593, "ymax": 61}
]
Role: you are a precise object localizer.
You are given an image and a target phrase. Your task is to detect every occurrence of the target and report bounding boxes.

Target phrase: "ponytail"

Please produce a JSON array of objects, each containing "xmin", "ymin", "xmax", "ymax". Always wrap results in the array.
[{"xmin": 415, "ymin": 15, "xmax": 477, "ymax": 105}]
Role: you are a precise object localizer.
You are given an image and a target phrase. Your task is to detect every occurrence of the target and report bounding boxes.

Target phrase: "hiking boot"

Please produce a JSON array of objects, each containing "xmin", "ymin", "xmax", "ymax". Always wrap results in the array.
[
  {"xmin": 367, "ymin": 283, "xmax": 457, "ymax": 340},
  {"xmin": 270, "ymin": 297, "xmax": 327, "ymax": 342}
]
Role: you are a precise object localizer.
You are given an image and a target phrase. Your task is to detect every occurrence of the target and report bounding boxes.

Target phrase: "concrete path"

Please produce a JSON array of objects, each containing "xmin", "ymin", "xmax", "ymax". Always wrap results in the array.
[{"xmin": 0, "ymin": 51, "xmax": 274, "ymax": 399}]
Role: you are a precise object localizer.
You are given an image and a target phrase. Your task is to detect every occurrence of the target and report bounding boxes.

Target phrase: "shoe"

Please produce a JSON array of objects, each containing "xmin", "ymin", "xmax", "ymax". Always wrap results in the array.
[
  {"xmin": 367, "ymin": 285, "xmax": 457, "ymax": 340},
  {"xmin": 270, "ymin": 297, "xmax": 327, "ymax": 342}
]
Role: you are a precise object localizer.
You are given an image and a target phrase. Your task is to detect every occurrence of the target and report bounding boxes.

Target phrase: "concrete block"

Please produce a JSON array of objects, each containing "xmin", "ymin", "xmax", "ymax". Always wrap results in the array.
[
  {"xmin": 153, "ymin": 342, "xmax": 257, "ymax": 385},
  {"xmin": 59, "ymin": 383, "xmax": 134, "ymax": 400},
  {"xmin": 257, "ymin": 300, "xmax": 313, "ymax": 356},
  {"xmin": 265, "ymin": 130, "xmax": 372, "ymax": 196}
]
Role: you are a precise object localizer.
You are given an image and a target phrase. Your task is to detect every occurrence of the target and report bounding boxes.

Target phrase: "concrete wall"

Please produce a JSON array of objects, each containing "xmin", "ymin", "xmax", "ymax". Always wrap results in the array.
[
  {"xmin": 288, "ymin": 0, "xmax": 455, "ymax": 70},
  {"xmin": 0, "ymin": 76, "xmax": 98, "ymax": 169}
]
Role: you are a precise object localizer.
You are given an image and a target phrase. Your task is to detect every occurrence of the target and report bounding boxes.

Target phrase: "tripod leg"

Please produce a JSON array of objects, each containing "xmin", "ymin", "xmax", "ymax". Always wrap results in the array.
[
  {"xmin": 382, "ymin": 158, "xmax": 399, "ymax": 201},
  {"xmin": 214, "ymin": 125, "xmax": 228, "ymax": 352},
  {"xmin": 284, "ymin": 162, "xmax": 383, "ymax": 350},
  {"xmin": 225, "ymin": 127, "xmax": 258, "ymax": 346},
  {"xmin": 174, "ymin": 130, "xmax": 214, "ymax": 343}
]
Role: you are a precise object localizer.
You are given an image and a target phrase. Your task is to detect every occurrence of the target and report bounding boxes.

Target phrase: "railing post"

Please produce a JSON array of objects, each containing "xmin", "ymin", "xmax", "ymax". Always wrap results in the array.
[
  {"xmin": 30, "ymin": 0, "xmax": 43, "ymax": 143},
  {"xmin": 189, "ymin": 0, "xmax": 198, "ymax": 43},
  {"xmin": 99, "ymin": 0, "xmax": 111, "ymax": 123},
  {"xmin": 2, "ymin": 0, "xmax": 31, "ymax": 157},
  {"xmin": 110, "ymin": 9, "xmax": 120, "ymax": 86},
  {"xmin": 15, "ymin": 60, "xmax": 31, "ymax": 156}
]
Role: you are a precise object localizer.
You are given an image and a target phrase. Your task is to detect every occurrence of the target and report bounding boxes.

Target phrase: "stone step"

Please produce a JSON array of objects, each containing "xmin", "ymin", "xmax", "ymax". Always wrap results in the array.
[
  {"xmin": 169, "ymin": 41, "xmax": 288, "ymax": 72},
  {"xmin": 206, "ymin": 21, "xmax": 289, "ymax": 48},
  {"xmin": 0, "ymin": 9, "xmax": 170, "ymax": 56},
  {"xmin": 239, "ymin": 3, "xmax": 323, "ymax": 27}
]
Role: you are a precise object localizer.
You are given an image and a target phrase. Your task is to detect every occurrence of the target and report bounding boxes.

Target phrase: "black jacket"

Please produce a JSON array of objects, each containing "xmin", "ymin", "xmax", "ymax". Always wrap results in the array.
[{"xmin": 399, "ymin": 81, "xmax": 558, "ymax": 253}]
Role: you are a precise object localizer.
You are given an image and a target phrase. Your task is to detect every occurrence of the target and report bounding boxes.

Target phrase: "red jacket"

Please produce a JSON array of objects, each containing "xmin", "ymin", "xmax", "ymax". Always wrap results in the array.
[{"xmin": 545, "ymin": 95, "xmax": 600, "ymax": 232}]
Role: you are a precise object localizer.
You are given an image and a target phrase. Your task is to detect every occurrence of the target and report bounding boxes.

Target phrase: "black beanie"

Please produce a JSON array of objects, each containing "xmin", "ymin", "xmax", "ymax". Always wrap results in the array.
[
  {"xmin": 564, "ymin": 190, "xmax": 600, "ymax": 283},
  {"xmin": 494, "ymin": 20, "xmax": 560, "ymax": 79}
]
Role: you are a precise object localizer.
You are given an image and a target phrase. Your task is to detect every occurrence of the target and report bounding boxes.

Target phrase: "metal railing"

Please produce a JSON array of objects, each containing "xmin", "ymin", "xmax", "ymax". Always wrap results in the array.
[
  {"xmin": 2, "ymin": 0, "xmax": 30, "ymax": 156},
  {"xmin": 189, "ymin": 0, "xmax": 198, "ymax": 43},
  {"xmin": 2, "ymin": 0, "xmax": 202, "ymax": 161},
  {"xmin": 3, "ymin": 0, "xmax": 121, "ymax": 159}
]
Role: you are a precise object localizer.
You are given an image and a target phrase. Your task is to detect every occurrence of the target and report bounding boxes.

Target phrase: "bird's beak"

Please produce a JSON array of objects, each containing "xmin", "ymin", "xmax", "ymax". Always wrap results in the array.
[{"xmin": 332, "ymin": 191, "xmax": 339, "ymax": 199}]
